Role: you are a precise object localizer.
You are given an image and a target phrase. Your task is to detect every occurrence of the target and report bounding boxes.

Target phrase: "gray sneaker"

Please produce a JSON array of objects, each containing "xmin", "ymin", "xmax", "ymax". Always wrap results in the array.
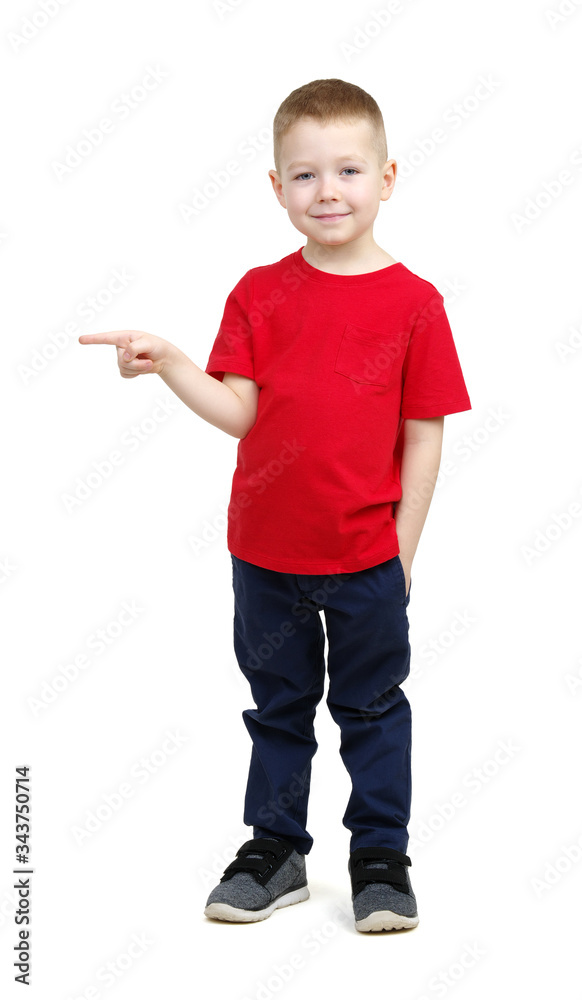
[
  {"xmin": 349, "ymin": 846, "xmax": 419, "ymax": 932},
  {"xmin": 204, "ymin": 837, "xmax": 309, "ymax": 923}
]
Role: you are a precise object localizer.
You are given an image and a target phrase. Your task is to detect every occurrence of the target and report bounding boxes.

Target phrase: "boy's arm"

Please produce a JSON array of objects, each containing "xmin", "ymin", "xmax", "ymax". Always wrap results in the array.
[
  {"xmin": 160, "ymin": 346, "xmax": 259, "ymax": 439},
  {"xmin": 394, "ymin": 416, "xmax": 444, "ymax": 593}
]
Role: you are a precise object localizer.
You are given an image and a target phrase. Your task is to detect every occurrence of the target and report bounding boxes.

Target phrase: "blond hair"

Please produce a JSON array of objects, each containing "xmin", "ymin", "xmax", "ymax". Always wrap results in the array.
[{"xmin": 272, "ymin": 78, "xmax": 388, "ymax": 176}]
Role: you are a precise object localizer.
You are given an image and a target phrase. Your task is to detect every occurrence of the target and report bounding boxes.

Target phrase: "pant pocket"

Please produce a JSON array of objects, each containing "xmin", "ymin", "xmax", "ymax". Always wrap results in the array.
[{"xmin": 396, "ymin": 554, "xmax": 411, "ymax": 604}]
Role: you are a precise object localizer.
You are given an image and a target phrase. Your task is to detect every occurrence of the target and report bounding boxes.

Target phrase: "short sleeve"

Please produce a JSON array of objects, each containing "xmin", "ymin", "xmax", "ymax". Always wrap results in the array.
[
  {"xmin": 205, "ymin": 270, "xmax": 255, "ymax": 383},
  {"xmin": 400, "ymin": 291, "xmax": 471, "ymax": 418}
]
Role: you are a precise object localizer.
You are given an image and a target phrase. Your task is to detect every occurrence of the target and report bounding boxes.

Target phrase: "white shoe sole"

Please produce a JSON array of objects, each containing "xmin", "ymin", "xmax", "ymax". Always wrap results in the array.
[
  {"xmin": 355, "ymin": 909, "xmax": 419, "ymax": 932},
  {"xmin": 204, "ymin": 885, "xmax": 310, "ymax": 923}
]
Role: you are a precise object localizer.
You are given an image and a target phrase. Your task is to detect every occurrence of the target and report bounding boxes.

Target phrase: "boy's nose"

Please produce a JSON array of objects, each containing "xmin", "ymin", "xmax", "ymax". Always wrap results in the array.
[{"xmin": 315, "ymin": 176, "xmax": 341, "ymax": 199}]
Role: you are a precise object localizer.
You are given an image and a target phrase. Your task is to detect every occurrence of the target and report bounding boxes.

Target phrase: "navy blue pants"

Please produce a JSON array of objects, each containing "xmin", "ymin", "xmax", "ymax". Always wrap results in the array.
[{"xmin": 231, "ymin": 553, "xmax": 412, "ymax": 857}]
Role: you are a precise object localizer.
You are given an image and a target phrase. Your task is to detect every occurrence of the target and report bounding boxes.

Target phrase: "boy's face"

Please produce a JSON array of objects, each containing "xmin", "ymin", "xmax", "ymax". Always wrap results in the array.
[{"xmin": 268, "ymin": 117, "xmax": 396, "ymax": 249}]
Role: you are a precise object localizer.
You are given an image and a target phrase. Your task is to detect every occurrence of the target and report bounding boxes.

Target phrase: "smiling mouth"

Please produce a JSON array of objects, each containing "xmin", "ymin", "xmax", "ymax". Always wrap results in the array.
[{"xmin": 313, "ymin": 213, "xmax": 350, "ymax": 219}]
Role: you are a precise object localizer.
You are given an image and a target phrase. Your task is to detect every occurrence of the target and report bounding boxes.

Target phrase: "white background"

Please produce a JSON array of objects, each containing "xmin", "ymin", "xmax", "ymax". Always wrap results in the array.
[{"xmin": 1, "ymin": 0, "xmax": 581, "ymax": 996}]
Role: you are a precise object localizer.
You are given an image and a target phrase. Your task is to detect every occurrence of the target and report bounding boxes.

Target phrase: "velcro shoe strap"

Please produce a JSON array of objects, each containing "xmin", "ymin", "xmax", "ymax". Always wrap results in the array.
[
  {"xmin": 349, "ymin": 847, "xmax": 411, "ymax": 897},
  {"xmin": 350, "ymin": 846, "xmax": 411, "ymax": 867},
  {"xmin": 220, "ymin": 838, "xmax": 294, "ymax": 885},
  {"xmin": 239, "ymin": 838, "xmax": 293, "ymax": 858},
  {"xmin": 352, "ymin": 863, "xmax": 409, "ymax": 892}
]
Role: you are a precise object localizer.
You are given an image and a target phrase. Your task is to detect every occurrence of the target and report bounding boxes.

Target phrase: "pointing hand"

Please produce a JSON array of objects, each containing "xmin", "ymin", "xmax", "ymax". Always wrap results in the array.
[{"xmin": 78, "ymin": 329, "xmax": 170, "ymax": 378}]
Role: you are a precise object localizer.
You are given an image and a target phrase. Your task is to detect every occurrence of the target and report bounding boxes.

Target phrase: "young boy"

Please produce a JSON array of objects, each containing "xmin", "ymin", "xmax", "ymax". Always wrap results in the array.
[{"xmin": 79, "ymin": 78, "xmax": 471, "ymax": 933}]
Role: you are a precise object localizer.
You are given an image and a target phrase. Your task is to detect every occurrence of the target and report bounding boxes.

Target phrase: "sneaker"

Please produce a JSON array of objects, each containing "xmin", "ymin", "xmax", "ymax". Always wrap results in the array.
[
  {"xmin": 348, "ymin": 846, "xmax": 419, "ymax": 932},
  {"xmin": 204, "ymin": 837, "xmax": 309, "ymax": 923}
]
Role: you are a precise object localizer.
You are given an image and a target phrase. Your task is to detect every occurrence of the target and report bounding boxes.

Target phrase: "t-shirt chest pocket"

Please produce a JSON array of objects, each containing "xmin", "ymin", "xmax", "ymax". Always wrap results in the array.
[{"xmin": 334, "ymin": 322, "xmax": 396, "ymax": 386}]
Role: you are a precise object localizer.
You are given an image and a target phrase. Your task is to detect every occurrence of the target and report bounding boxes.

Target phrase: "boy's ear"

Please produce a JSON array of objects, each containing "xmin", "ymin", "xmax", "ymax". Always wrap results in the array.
[
  {"xmin": 268, "ymin": 169, "xmax": 287, "ymax": 208},
  {"xmin": 380, "ymin": 159, "xmax": 397, "ymax": 201}
]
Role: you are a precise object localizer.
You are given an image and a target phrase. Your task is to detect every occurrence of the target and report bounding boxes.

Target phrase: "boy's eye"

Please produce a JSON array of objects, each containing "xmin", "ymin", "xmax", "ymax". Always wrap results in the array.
[{"xmin": 294, "ymin": 168, "xmax": 359, "ymax": 181}]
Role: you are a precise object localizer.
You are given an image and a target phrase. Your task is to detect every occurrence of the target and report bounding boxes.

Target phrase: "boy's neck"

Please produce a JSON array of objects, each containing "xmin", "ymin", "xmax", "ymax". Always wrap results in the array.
[{"xmin": 301, "ymin": 237, "xmax": 398, "ymax": 275}]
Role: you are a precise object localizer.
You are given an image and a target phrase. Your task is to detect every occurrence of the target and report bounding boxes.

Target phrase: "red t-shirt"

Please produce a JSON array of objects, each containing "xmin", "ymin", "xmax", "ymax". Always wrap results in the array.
[{"xmin": 205, "ymin": 246, "xmax": 471, "ymax": 575}]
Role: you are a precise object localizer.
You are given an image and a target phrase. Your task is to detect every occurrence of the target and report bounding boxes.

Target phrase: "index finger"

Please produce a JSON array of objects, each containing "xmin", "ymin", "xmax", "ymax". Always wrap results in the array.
[{"xmin": 78, "ymin": 331, "xmax": 136, "ymax": 346}]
